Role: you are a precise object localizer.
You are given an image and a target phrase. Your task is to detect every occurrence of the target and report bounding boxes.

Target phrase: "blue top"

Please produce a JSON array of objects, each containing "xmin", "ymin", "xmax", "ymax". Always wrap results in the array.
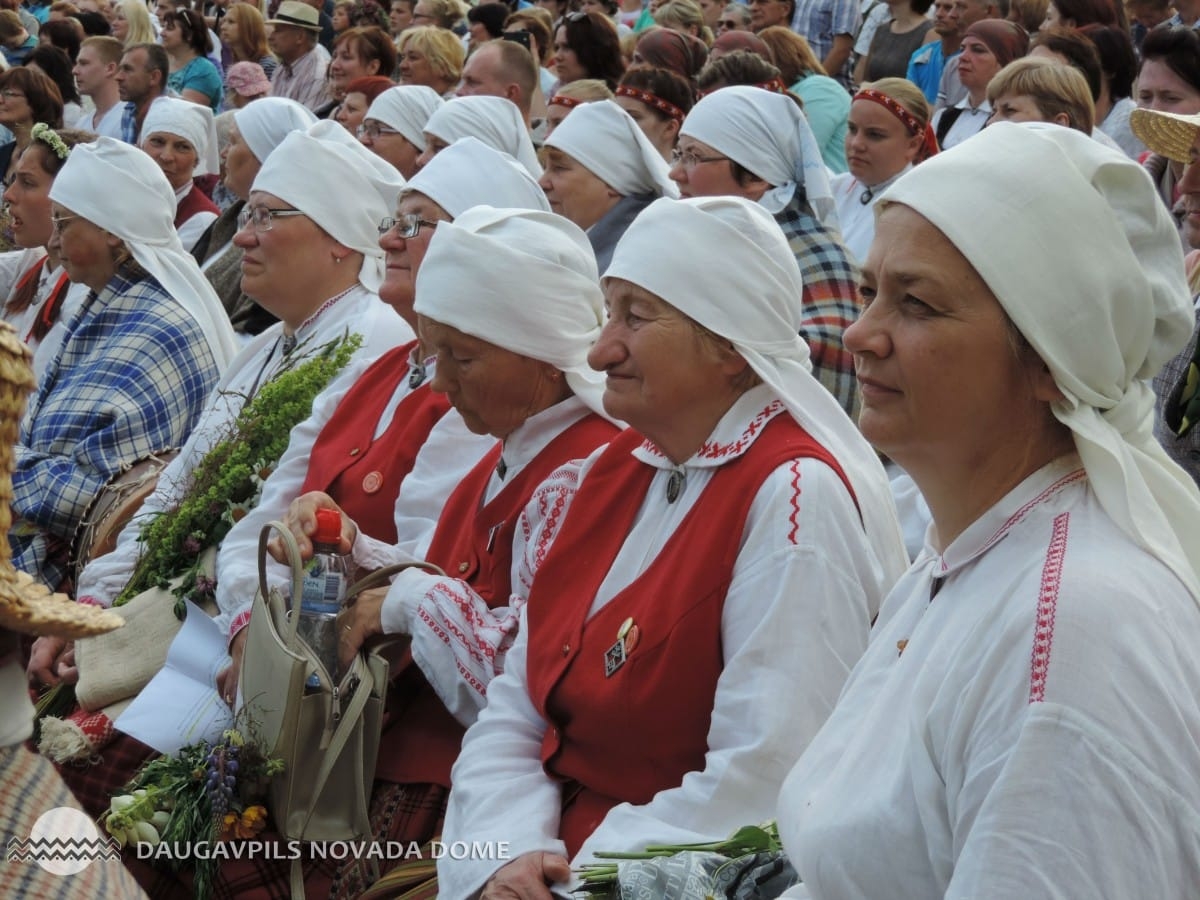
[
  {"xmin": 906, "ymin": 40, "xmax": 945, "ymax": 104},
  {"xmin": 168, "ymin": 56, "xmax": 224, "ymax": 112},
  {"xmin": 791, "ymin": 74, "xmax": 849, "ymax": 174}
]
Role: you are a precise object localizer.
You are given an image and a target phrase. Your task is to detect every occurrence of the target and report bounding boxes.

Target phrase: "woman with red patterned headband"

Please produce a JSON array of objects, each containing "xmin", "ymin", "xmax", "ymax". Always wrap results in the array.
[
  {"xmin": 831, "ymin": 76, "xmax": 937, "ymax": 264},
  {"xmin": 615, "ymin": 64, "xmax": 694, "ymax": 158},
  {"xmin": 543, "ymin": 77, "xmax": 612, "ymax": 138}
]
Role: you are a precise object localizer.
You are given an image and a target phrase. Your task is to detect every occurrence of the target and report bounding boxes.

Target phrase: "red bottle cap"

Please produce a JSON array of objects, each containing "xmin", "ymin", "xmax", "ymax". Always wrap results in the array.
[{"xmin": 313, "ymin": 508, "xmax": 342, "ymax": 545}]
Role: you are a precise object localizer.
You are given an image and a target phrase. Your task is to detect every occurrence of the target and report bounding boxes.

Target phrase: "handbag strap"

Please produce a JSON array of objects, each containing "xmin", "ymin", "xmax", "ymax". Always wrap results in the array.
[
  {"xmin": 258, "ymin": 520, "xmax": 306, "ymax": 649},
  {"xmin": 344, "ymin": 560, "xmax": 447, "ymax": 598}
]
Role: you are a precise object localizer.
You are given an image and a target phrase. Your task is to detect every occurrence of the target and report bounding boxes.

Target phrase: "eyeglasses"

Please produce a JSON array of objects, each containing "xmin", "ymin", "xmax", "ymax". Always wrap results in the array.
[
  {"xmin": 669, "ymin": 147, "xmax": 728, "ymax": 169},
  {"xmin": 50, "ymin": 213, "xmax": 80, "ymax": 234},
  {"xmin": 377, "ymin": 213, "xmax": 440, "ymax": 237},
  {"xmin": 717, "ymin": 18, "xmax": 739, "ymax": 27},
  {"xmin": 357, "ymin": 121, "xmax": 401, "ymax": 139},
  {"xmin": 237, "ymin": 205, "xmax": 308, "ymax": 232},
  {"xmin": 0, "ymin": 90, "xmax": 25, "ymax": 101}
]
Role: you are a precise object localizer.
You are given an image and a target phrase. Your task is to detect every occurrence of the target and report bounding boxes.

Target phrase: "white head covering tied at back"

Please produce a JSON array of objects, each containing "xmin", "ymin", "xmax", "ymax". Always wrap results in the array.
[
  {"xmin": 49, "ymin": 136, "xmax": 238, "ymax": 367},
  {"xmin": 545, "ymin": 99, "xmax": 678, "ymax": 199},
  {"xmin": 251, "ymin": 120, "xmax": 404, "ymax": 292},
  {"xmin": 403, "ymin": 136, "xmax": 550, "ymax": 216},
  {"xmin": 366, "ymin": 85, "xmax": 445, "ymax": 151},
  {"xmin": 414, "ymin": 206, "xmax": 615, "ymax": 423},
  {"xmin": 140, "ymin": 96, "xmax": 219, "ymax": 176},
  {"xmin": 604, "ymin": 194, "xmax": 909, "ymax": 578},
  {"xmin": 422, "ymin": 95, "xmax": 543, "ymax": 178},
  {"xmin": 681, "ymin": 85, "xmax": 835, "ymax": 225},
  {"xmin": 233, "ymin": 96, "xmax": 318, "ymax": 163},
  {"xmin": 880, "ymin": 121, "xmax": 1200, "ymax": 601}
]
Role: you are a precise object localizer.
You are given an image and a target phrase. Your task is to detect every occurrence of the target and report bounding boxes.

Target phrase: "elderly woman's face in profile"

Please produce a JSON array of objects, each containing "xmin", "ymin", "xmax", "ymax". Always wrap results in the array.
[
  {"xmin": 845, "ymin": 204, "xmax": 1047, "ymax": 471},
  {"xmin": 51, "ymin": 201, "xmax": 119, "ymax": 294},
  {"xmin": 420, "ymin": 315, "xmax": 560, "ymax": 439},
  {"xmin": 589, "ymin": 279, "xmax": 742, "ymax": 443}
]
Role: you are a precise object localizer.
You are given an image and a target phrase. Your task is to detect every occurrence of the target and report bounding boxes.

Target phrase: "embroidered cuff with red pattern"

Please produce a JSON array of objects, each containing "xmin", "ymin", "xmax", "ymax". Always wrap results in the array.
[
  {"xmin": 229, "ymin": 610, "xmax": 252, "ymax": 646},
  {"xmin": 76, "ymin": 595, "xmax": 104, "ymax": 608}
]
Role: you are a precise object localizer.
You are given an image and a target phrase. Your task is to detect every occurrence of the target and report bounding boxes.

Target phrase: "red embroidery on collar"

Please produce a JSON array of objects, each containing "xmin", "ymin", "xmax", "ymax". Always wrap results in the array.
[{"xmin": 639, "ymin": 400, "xmax": 786, "ymax": 461}]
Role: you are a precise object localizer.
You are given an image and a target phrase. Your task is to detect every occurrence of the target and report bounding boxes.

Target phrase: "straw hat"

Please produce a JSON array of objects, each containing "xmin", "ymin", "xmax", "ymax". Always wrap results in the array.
[
  {"xmin": 0, "ymin": 324, "xmax": 121, "ymax": 639},
  {"xmin": 265, "ymin": 0, "xmax": 322, "ymax": 31},
  {"xmin": 1130, "ymin": 108, "xmax": 1200, "ymax": 164}
]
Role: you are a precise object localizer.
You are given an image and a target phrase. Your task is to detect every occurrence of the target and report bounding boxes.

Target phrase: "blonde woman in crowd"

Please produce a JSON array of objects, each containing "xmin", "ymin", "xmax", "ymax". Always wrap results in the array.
[
  {"xmin": 397, "ymin": 24, "xmax": 463, "ymax": 98},
  {"xmin": 110, "ymin": 0, "xmax": 154, "ymax": 46}
]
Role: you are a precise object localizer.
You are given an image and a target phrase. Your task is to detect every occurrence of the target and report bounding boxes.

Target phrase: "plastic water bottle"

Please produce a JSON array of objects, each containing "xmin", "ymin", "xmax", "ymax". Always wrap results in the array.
[{"xmin": 295, "ymin": 508, "xmax": 347, "ymax": 688}]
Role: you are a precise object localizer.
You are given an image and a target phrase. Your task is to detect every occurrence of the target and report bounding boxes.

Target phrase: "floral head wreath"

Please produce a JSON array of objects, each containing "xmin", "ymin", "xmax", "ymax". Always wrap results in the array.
[{"xmin": 30, "ymin": 123, "xmax": 70, "ymax": 161}]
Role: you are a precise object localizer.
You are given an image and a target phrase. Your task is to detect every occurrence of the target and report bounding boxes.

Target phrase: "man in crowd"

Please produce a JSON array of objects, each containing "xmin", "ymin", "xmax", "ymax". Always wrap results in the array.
[
  {"xmin": 116, "ymin": 42, "xmax": 167, "ymax": 145},
  {"xmin": 72, "ymin": 35, "xmax": 124, "ymax": 138},
  {"xmin": 790, "ymin": 0, "xmax": 858, "ymax": 87},
  {"xmin": 907, "ymin": 0, "xmax": 961, "ymax": 103},
  {"xmin": 457, "ymin": 38, "xmax": 539, "ymax": 132},
  {"xmin": 267, "ymin": 0, "xmax": 332, "ymax": 111}
]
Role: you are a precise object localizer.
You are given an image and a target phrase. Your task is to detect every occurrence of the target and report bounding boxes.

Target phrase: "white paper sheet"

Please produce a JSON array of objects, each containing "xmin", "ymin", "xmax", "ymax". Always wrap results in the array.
[{"xmin": 115, "ymin": 601, "xmax": 234, "ymax": 754}]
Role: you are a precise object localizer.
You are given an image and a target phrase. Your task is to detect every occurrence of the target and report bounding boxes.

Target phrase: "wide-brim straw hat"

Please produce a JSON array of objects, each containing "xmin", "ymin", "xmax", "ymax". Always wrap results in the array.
[
  {"xmin": 265, "ymin": 0, "xmax": 322, "ymax": 31},
  {"xmin": 1130, "ymin": 108, "xmax": 1200, "ymax": 164},
  {"xmin": 0, "ymin": 325, "xmax": 121, "ymax": 639}
]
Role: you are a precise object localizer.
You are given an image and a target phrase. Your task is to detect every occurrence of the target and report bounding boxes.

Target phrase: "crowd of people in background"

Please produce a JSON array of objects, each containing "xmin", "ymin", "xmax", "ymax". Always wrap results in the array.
[{"xmin": 0, "ymin": 0, "xmax": 1199, "ymax": 896}]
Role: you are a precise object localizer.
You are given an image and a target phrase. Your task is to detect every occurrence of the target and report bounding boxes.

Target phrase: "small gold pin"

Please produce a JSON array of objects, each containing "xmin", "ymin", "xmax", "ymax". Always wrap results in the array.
[{"xmin": 896, "ymin": 639, "xmax": 908, "ymax": 657}]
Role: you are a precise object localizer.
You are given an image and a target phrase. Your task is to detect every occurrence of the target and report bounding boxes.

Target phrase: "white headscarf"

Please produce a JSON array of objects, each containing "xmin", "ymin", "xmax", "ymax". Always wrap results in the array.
[
  {"xmin": 49, "ymin": 137, "xmax": 238, "ymax": 367},
  {"xmin": 881, "ymin": 121, "xmax": 1200, "ymax": 600},
  {"xmin": 545, "ymin": 99, "xmax": 678, "ymax": 199},
  {"xmin": 414, "ymin": 206, "xmax": 615, "ymax": 423},
  {"xmin": 251, "ymin": 120, "xmax": 405, "ymax": 292},
  {"xmin": 681, "ymin": 85, "xmax": 836, "ymax": 225},
  {"xmin": 403, "ymin": 136, "xmax": 550, "ymax": 216},
  {"xmin": 422, "ymin": 95, "xmax": 543, "ymax": 178},
  {"xmin": 605, "ymin": 195, "xmax": 909, "ymax": 578},
  {"xmin": 140, "ymin": 96, "xmax": 219, "ymax": 176},
  {"xmin": 232, "ymin": 96, "xmax": 318, "ymax": 163},
  {"xmin": 366, "ymin": 85, "xmax": 445, "ymax": 151}
]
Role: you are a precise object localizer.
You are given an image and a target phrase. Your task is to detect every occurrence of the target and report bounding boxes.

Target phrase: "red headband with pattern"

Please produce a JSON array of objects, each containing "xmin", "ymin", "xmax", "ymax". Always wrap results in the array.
[
  {"xmin": 615, "ymin": 84, "xmax": 685, "ymax": 123},
  {"xmin": 853, "ymin": 88, "xmax": 940, "ymax": 162},
  {"xmin": 549, "ymin": 94, "xmax": 583, "ymax": 109}
]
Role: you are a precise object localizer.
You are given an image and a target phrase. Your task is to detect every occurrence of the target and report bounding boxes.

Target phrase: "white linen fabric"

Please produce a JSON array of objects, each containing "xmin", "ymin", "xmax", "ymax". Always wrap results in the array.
[
  {"xmin": 232, "ymin": 95, "xmax": 318, "ymax": 163},
  {"xmin": 544, "ymin": 99, "xmax": 678, "ymax": 199},
  {"xmin": 681, "ymin": 85, "xmax": 836, "ymax": 224},
  {"xmin": 413, "ymin": 206, "xmax": 614, "ymax": 422},
  {"xmin": 76, "ymin": 285, "xmax": 412, "ymax": 607},
  {"xmin": 776, "ymin": 455, "xmax": 1200, "ymax": 900},
  {"xmin": 403, "ymin": 136, "xmax": 550, "ymax": 217},
  {"xmin": 48, "ymin": 137, "xmax": 238, "ymax": 368},
  {"xmin": 422, "ymin": 95, "xmax": 542, "ymax": 177},
  {"xmin": 251, "ymin": 120, "xmax": 405, "ymax": 293},
  {"xmin": 605, "ymin": 195, "xmax": 909, "ymax": 580},
  {"xmin": 882, "ymin": 121, "xmax": 1200, "ymax": 602},
  {"xmin": 365, "ymin": 84, "xmax": 445, "ymax": 151},
  {"xmin": 140, "ymin": 96, "xmax": 219, "ymax": 175},
  {"xmin": 439, "ymin": 386, "xmax": 895, "ymax": 897},
  {"xmin": 829, "ymin": 165, "xmax": 910, "ymax": 265}
]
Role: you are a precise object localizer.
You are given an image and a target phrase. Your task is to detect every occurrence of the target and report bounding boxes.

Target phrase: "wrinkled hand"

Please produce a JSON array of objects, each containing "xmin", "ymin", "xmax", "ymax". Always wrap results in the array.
[
  {"xmin": 215, "ymin": 628, "xmax": 248, "ymax": 708},
  {"xmin": 481, "ymin": 852, "xmax": 572, "ymax": 900},
  {"xmin": 267, "ymin": 492, "xmax": 358, "ymax": 563},
  {"xmin": 337, "ymin": 587, "xmax": 385, "ymax": 670},
  {"xmin": 28, "ymin": 635, "xmax": 76, "ymax": 687}
]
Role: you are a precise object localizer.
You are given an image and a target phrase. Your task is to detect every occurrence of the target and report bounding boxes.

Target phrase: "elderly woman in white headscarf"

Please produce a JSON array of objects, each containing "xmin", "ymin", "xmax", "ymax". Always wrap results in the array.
[
  {"xmin": 774, "ymin": 122, "xmax": 1200, "ymax": 900},
  {"xmin": 359, "ymin": 83, "xmax": 445, "ymax": 179},
  {"xmin": 193, "ymin": 96, "xmax": 318, "ymax": 337},
  {"xmin": 416, "ymin": 94, "xmax": 542, "ymax": 177},
  {"xmin": 209, "ymin": 203, "xmax": 618, "ymax": 899},
  {"xmin": 139, "ymin": 97, "xmax": 221, "ymax": 253},
  {"xmin": 30, "ymin": 120, "xmax": 413, "ymax": 816},
  {"xmin": 673, "ymin": 85, "xmax": 861, "ymax": 420},
  {"xmin": 541, "ymin": 99, "xmax": 678, "ymax": 272},
  {"xmin": 5, "ymin": 137, "xmax": 236, "ymax": 594},
  {"xmin": 439, "ymin": 194, "xmax": 908, "ymax": 899}
]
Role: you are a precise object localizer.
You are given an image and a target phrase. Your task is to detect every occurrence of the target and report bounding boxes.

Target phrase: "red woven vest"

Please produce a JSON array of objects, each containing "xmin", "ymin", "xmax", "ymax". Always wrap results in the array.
[
  {"xmin": 376, "ymin": 412, "xmax": 620, "ymax": 787},
  {"xmin": 525, "ymin": 414, "xmax": 852, "ymax": 855},
  {"xmin": 300, "ymin": 342, "xmax": 450, "ymax": 543}
]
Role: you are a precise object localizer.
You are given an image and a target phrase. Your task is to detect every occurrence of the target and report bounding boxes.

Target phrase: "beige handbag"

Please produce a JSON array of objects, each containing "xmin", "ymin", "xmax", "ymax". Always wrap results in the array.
[{"xmin": 239, "ymin": 521, "xmax": 443, "ymax": 895}]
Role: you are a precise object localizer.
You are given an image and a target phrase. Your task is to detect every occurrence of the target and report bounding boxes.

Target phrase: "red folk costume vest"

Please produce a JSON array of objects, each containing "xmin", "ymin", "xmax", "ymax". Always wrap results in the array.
[
  {"xmin": 375, "ymin": 411, "xmax": 619, "ymax": 788},
  {"xmin": 524, "ymin": 413, "xmax": 854, "ymax": 856},
  {"xmin": 174, "ymin": 183, "xmax": 219, "ymax": 230},
  {"xmin": 300, "ymin": 341, "xmax": 450, "ymax": 543}
]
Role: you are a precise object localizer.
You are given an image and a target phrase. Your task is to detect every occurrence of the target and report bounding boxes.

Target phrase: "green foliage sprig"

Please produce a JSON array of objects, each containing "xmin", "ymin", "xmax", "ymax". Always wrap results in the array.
[{"xmin": 114, "ymin": 331, "xmax": 362, "ymax": 614}]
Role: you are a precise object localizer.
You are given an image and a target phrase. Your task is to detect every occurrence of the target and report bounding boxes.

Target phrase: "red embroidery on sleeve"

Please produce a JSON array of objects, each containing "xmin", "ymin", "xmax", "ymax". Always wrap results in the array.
[
  {"xmin": 787, "ymin": 459, "xmax": 802, "ymax": 545},
  {"xmin": 1029, "ymin": 511, "xmax": 1069, "ymax": 704}
]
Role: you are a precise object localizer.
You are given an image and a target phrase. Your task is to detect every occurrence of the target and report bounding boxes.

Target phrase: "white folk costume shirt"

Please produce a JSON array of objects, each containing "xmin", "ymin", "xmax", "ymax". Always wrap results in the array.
[
  {"xmin": 776, "ymin": 456, "xmax": 1200, "ymax": 899},
  {"xmin": 0, "ymin": 248, "xmax": 89, "ymax": 376},
  {"xmin": 213, "ymin": 347, "xmax": 492, "ymax": 639},
  {"xmin": 365, "ymin": 395, "xmax": 597, "ymax": 722},
  {"xmin": 931, "ymin": 96, "xmax": 991, "ymax": 149},
  {"xmin": 75, "ymin": 286, "xmax": 411, "ymax": 606},
  {"xmin": 438, "ymin": 385, "xmax": 896, "ymax": 898},
  {"xmin": 830, "ymin": 165, "xmax": 910, "ymax": 265}
]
